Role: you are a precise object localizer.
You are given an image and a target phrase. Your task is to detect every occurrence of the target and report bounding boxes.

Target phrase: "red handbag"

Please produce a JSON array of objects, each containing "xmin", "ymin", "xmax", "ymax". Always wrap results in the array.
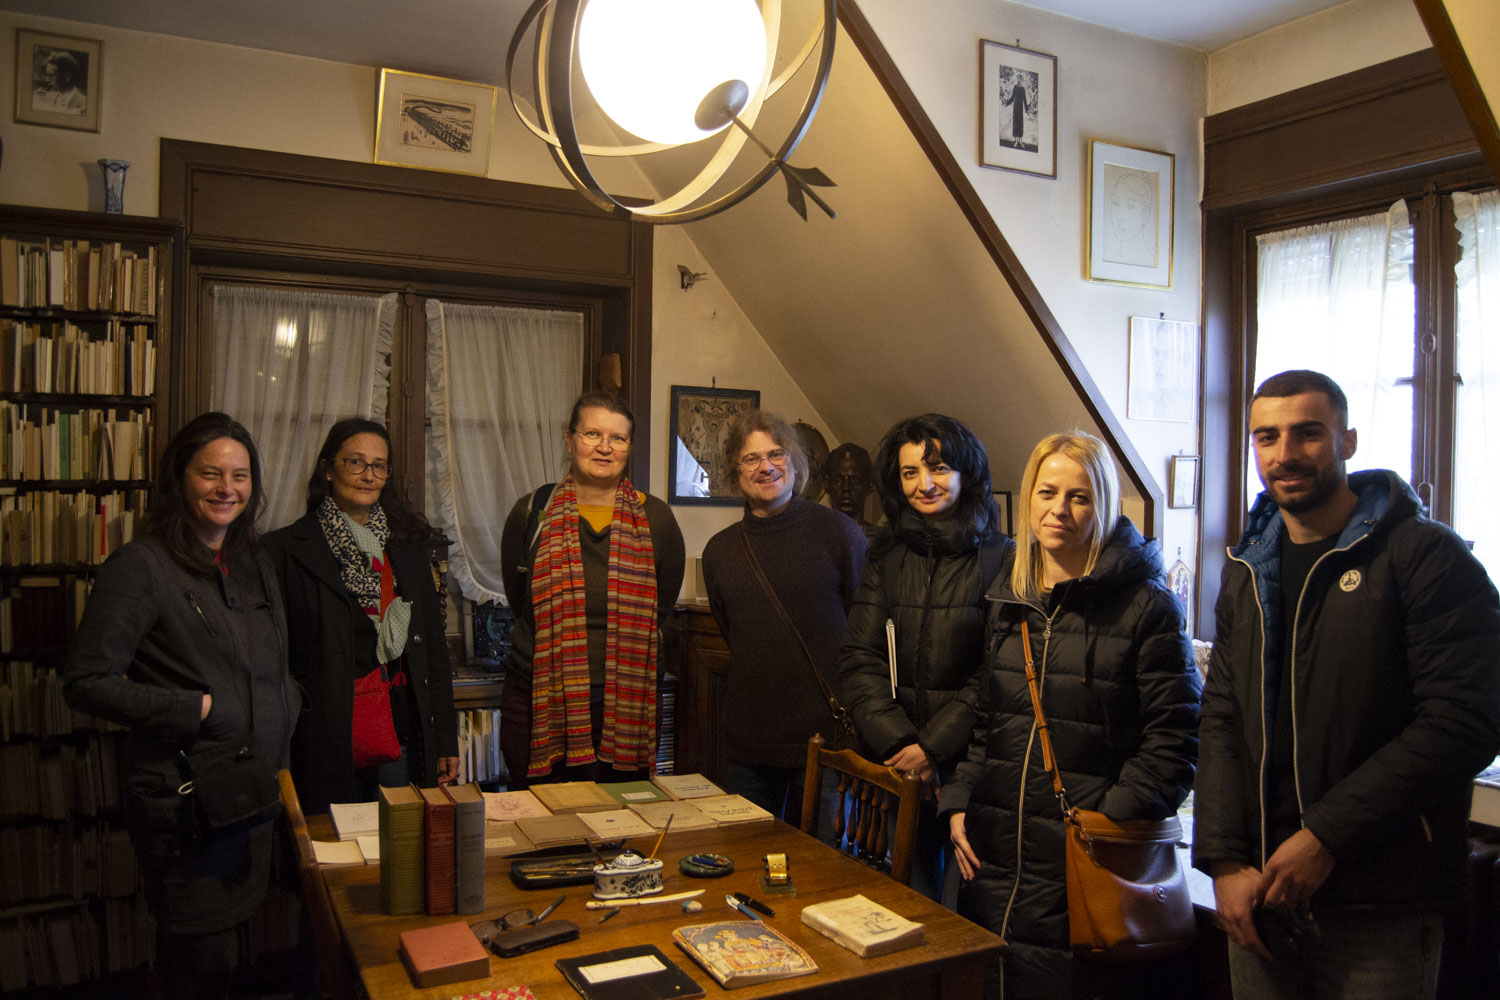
[{"xmin": 351, "ymin": 662, "xmax": 405, "ymax": 768}]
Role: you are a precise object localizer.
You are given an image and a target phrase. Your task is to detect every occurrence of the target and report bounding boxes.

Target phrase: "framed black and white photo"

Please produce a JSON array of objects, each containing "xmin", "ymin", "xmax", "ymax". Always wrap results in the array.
[
  {"xmin": 14, "ymin": 29, "xmax": 102, "ymax": 132},
  {"xmin": 375, "ymin": 68, "xmax": 497, "ymax": 176},
  {"xmin": 1169, "ymin": 455, "xmax": 1199, "ymax": 510},
  {"xmin": 668, "ymin": 385, "xmax": 760, "ymax": 506},
  {"xmin": 992, "ymin": 490, "xmax": 1014, "ymax": 536},
  {"xmin": 979, "ymin": 40, "xmax": 1056, "ymax": 178},
  {"xmin": 1087, "ymin": 140, "xmax": 1174, "ymax": 288},
  {"xmin": 1128, "ymin": 316, "xmax": 1197, "ymax": 422}
]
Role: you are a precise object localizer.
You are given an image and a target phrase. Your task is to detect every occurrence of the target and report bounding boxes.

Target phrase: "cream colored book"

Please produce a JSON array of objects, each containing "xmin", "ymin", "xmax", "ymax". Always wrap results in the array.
[
  {"xmin": 691, "ymin": 794, "xmax": 773, "ymax": 825},
  {"xmin": 651, "ymin": 772, "xmax": 724, "ymax": 800},
  {"xmin": 311, "ymin": 839, "xmax": 366, "ymax": 868},
  {"xmin": 355, "ymin": 834, "xmax": 380, "ymax": 864},
  {"xmin": 328, "ymin": 800, "xmax": 379, "ymax": 840},
  {"xmin": 529, "ymin": 780, "xmax": 618, "ymax": 814},
  {"xmin": 578, "ymin": 807, "xmax": 657, "ymax": 841},
  {"xmin": 516, "ymin": 812, "xmax": 593, "ymax": 849},
  {"xmin": 800, "ymin": 894, "xmax": 926, "ymax": 957},
  {"xmin": 483, "ymin": 820, "xmax": 536, "ymax": 858},
  {"xmin": 482, "ymin": 788, "xmax": 551, "ymax": 823},
  {"xmin": 627, "ymin": 800, "xmax": 717, "ymax": 831}
]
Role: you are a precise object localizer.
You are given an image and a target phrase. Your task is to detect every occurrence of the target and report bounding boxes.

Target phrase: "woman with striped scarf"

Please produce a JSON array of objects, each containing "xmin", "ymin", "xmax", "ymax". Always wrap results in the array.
[{"xmin": 499, "ymin": 393, "xmax": 685, "ymax": 789}]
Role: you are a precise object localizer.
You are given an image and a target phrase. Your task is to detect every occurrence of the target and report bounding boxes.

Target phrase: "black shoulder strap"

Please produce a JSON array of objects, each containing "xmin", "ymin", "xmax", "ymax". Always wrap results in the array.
[{"xmin": 526, "ymin": 483, "xmax": 558, "ymax": 551}]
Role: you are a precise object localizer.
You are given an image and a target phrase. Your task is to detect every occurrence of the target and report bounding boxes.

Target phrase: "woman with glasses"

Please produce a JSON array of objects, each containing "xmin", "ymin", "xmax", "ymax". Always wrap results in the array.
[
  {"xmin": 265, "ymin": 418, "xmax": 458, "ymax": 812},
  {"xmin": 499, "ymin": 392, "xmax": 684, "ymax": 789},
  {"xmin": 701, "ymin": 411, "xmax": 867, "ymax": 827},
  {"xmin": 840, "ymin": 413, "xmax": 1011, "ymax": 901}
]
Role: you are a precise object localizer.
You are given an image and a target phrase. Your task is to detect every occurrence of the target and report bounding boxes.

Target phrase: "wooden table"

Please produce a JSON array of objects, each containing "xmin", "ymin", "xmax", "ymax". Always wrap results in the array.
[{"xmin": 319, "ymin": 818, "xmax": 1004, "ymax": 999}]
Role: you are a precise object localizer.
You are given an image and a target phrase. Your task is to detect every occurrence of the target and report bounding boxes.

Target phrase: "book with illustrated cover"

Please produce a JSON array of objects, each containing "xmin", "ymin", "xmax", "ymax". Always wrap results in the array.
[
  {"xmin": 651, "ymin": 773, "xmax": 724, "ymax": 800},
  {"xmin": 578, "ymin": 807, "xmax": 657, "ymax": 841},
  {"xmin": 483, "ymin": 788, "xmax": 551, "ymax": 823},
  {"xmin": 530, "ymin": 780, "xmax": 619, "ymax": 814},
  {"xmin": 599, "ymin": 779, "xmax": 673, "ymax": 807},
  {"xmin": 690, "ymin": 794, "xmax": 773, "ymax": 825},
  {"xmin": 672, "ymin": 920, "xmax": 817, "ymax": 989},
  {"xmin": 627, "ymin": 801, "xmax": 717, "ymax": 832},
  {"xmin": 555, "ymin": 944, "xmax": 705, "ymax": 1000},
  {"xmin": 799, "ymin": 894, "xmax": 926, "ymax": 957}
]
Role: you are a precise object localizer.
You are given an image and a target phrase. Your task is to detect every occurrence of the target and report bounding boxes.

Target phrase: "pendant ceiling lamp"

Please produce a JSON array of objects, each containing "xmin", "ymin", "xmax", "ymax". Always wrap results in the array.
[{"xmin": 506, "ymin": 0, "xmax": 838, "ymax": 223}]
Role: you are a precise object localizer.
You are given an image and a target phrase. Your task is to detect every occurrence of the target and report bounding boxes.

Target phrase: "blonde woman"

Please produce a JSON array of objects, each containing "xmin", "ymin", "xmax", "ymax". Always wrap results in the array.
[{"xmin": 943, "ymin": 432, "xmax": 1201, "ymax": 999}]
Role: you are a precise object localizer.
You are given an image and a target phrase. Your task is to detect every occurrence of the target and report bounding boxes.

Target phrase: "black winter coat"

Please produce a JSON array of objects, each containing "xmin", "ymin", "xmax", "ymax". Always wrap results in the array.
[
  {"xmin": 265, "ymin": 513, "xmax": 457, "ymax": 814},
  {"xmin": 944, "ymin": 517, "xmax": 1200, "ymax": 994},
  {"xmin": 1193, "ymin": 471, "xmax": 1500, "ymax": 909},
  {"xmin": 840, "ymin": 509, "xmax": 1010, "ymax": 773}
]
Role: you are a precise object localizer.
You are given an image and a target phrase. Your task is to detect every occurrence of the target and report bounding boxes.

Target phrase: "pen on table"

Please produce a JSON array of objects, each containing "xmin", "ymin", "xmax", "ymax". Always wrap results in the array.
[
  {"xmin": 598, "ymin": 907, "xmax": 620, "ymax": 923},
  {"xmin": 732, "ymin": 891, "xmax": 775, "ymax": 917},
  {"xmin": 648, "ymin": 813, "xmax": 674, "ymax": 861},
  {"xmin": 726, "ymin": 894, "xmax": 765, "ymax": 921},
  {"xmin": 534, "ymin": 894, "xmax": 566, "ymax": 923}
]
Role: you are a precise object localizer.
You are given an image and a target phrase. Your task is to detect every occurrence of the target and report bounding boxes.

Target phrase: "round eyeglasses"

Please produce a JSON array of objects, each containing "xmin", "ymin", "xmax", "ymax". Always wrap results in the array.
[
  {"xmin": 737, "ymin": 448, "xmax": 790, "ymax": 470},
  {"xmin": 573, "ymin": 429, "xmax": 631, "ymax": 451}
]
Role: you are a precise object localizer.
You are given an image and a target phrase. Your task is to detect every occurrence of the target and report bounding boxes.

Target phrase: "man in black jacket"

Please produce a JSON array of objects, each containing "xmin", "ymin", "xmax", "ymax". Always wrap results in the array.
[{"xmin": 1193, "ymin": 370, "xmax": 1500, "ymax": 999}]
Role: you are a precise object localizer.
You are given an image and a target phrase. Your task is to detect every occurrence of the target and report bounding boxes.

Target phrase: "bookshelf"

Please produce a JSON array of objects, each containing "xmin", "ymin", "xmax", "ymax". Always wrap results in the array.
[{"xmin": 0, "ymin": 205, "xmax": 180, "ymax": 992}]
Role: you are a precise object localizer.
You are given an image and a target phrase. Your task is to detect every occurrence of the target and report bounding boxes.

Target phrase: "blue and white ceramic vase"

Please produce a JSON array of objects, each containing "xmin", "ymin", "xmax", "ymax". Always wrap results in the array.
[{"xmin": 97, "ymin": 159, "xmax": 130, "ymax": 214}]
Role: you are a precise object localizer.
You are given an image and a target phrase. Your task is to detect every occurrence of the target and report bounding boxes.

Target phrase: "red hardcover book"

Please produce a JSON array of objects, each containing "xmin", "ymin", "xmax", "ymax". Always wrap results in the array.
[
  {"xmin": 397, "ymin": 920, "xmax": 490, "ymax": 988},
  {"xmin": 418, "ymin": 784, "xmax": 457, "ymax": 915}
]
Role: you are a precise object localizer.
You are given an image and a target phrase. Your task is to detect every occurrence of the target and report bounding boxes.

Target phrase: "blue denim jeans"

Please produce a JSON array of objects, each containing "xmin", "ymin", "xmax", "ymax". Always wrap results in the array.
[
  {"xmin": 725, "ymin": 760, "xmax": 838, "ymax": 843},
  {"xmin": 1228, "ymin": 908, "xmax": 1443, "ymax": 1000}
]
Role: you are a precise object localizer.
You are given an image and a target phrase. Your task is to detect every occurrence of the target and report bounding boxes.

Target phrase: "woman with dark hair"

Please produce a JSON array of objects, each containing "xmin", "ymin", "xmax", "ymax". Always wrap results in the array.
[
  {"xmin": 499, "ymin": 392, "xmax": 684, "ymax": 789},
  {"xmin": 264, "ymin": 417, "xmax": 457, "ymax": 812},
  {"xmin": 944, "ymin": 432, "xmax": 1200, "ymax": 998},
  {"xmin": 840, "ymin": 413, "xmax": 1012, "ymax": 899},
  {"xmin": 64, "ymin": 412, "xmax": 298, "ymax": 999}
]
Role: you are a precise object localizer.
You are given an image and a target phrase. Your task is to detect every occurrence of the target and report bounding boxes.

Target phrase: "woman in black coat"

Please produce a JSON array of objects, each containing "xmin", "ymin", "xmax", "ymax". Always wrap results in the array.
[
  {"xmin": 945, "ymin": 432, "xmax": 1201, "ymax": 999},
  {"xmin": 265, "ymin": 418, "xmax": 457, "ymax": 813},
  {"xmin": 65, "ymin": 412, "xmax": 298, "ymax": 999},
  {"xmin": 840, "ymin": 413, "xmax": 1010, "ymax": 900}
]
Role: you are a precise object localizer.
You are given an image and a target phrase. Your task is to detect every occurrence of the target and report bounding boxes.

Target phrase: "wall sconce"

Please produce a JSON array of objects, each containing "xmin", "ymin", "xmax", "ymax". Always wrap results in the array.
[
  {"xmin": 678, "ymin": 264, "xmax": 708, "ymax": 290},
  {"xmin": 506, "ymin": 0, "xmax": 838, "ymax": 224}
]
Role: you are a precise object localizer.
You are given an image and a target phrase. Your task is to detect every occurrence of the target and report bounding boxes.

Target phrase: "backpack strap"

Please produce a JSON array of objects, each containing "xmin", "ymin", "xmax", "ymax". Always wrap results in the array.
[{"xmin": 516, "ymin": 483, "xmax": 558, "ymax": 577}]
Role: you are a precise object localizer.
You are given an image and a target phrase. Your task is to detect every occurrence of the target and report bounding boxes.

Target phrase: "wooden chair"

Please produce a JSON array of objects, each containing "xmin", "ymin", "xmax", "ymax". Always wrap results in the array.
[
  {"xmin": 278, "ymin": 769, "xmax": 359, "ymax": 1000},
  {"xmin": 800, "ymin": 733, "xmax": 923, "ymax": 885}
]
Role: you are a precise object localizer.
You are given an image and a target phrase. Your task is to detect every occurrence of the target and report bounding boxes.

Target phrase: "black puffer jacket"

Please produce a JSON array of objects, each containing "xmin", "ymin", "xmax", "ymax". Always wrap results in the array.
[
  {"xmin": 943, "ymin": 517, "xmax": 1200, "ymax": 991},
  {"xmin": 840, "ymin": 508, "xmax": 1010, "ymax": 773}
]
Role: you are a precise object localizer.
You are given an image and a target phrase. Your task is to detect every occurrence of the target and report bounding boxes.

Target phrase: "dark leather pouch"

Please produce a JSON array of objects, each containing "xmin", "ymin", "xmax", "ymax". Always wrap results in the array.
[{"xmin": 489, "ymin": 919, "xmax": 580, "ymax": 958}]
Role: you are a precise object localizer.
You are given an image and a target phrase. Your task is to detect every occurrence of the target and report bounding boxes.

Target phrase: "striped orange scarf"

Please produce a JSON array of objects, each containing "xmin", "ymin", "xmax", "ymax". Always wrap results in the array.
[{"xmin": 528, "ymin": 475, "xmax": 659, "ymax": 776}]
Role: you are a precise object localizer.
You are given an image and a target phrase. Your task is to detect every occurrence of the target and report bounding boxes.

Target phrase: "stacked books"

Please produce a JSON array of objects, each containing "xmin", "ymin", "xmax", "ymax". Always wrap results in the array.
[
  {"xmin": 444, "ymin": 783, "xmax": 486, "ymax": 915},
  {"xmin": 378, "ymin": 785, "xmax": 425, "ymax": 915},
  {"xmin": 419, "ymin": 786, "xmax": 457, "ymax": 915},
  {"xmin": 800, "ymin": 894, "xmax": 926, "ymax": 957}
]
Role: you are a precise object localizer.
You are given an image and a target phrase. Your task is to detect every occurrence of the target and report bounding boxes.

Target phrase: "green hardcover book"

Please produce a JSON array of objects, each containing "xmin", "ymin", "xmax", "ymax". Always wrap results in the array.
[
  {"xmin": 378, "ymin": 784, "xmax": 425, "ymax": 916},
  {"xmin": 599, "ymin": 779, "xmax": 672, "ymax": 808}
]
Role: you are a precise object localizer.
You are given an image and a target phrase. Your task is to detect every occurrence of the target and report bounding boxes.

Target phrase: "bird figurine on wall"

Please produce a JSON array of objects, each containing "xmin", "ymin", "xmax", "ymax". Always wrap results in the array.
[{"xmin": 678, "ymin": 264, "xmax": 708, "ymax": 291}]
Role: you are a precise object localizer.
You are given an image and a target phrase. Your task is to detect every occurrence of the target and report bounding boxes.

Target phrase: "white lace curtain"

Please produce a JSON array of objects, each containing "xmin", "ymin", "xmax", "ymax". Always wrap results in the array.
[
  {"xmin": 426, "ymin": 300, "xmax": 584, "ymax": 605},
  {"xmin": 1453, "ymin": 189, "xmax": 1500, "ymax": 578},
  {"xmin": 210, "ymin": 285, "xmax": 395, "ymax": 531},
  {"xmin": 1253, "ymin": 201, "xmax": 1415, "ymax": 504}
]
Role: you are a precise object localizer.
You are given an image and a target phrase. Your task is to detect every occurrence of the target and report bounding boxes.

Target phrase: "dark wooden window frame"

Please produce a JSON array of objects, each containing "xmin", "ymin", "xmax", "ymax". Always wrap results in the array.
[{"xmin": 1200, "ymin": 48, "xmax": 1488, "ymax": 634}]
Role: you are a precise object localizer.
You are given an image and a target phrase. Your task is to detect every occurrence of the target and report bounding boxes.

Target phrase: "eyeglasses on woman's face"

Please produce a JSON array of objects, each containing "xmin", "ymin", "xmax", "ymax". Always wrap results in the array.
[
  {"xmin": 337, "ymin": 456, "xmax": 393, "ymax": 479},
  {"xmin": 737, "ymin": 448, "xmax": 790, "ymax": 470},
  {"xmin": 572, "ymin": 428, "xmax": 631, "ymax": 451}
]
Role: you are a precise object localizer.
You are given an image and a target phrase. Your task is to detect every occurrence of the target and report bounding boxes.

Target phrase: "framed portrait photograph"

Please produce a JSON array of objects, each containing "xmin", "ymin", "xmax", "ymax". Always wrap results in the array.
[
  {"xmin": 375, "ymin": 68, "xmax": 497, "ymax": 176},
  {"xmin": 979, "ymin": 40, "xmax": 1056, "ymax": 178},
  {"xmin": 1128, "ymin": 316, "xmax": 1198, "ymax": 422},
  {"xmin": 14, "ymin": 29, "xmax": 102, "ymax": 132},
  {"xmin": 1169, "ymin": 455, "xmax": 1199, "ymax": 510},
  {"xmin": 668, "ymin": 385, "xmax": 761, "ymax": 506},
  {"xmin": 1087, "ymin": 140, "xmax": 1175, "ymax": 288}
]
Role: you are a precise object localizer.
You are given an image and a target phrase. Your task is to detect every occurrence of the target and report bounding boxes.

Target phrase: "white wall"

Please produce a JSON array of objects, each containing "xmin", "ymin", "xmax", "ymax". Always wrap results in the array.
[
  {"xmin": 1207, "ymin": 0, "xmax": 1430, "ymax": 115},
  {"xmin": 853, "ymin": 0, "xmax": 1207, "ymax": 611}
]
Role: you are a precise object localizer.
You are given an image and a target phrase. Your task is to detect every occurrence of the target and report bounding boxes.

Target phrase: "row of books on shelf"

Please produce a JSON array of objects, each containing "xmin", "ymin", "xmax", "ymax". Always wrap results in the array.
[
  {"xmin": 1, "ymin": 489, "xmax": 145, "ymax": 568},
  {"xmin": 3, "ymin": 318, "xmax": 156, "ymax": 395},
  {"xmin": 0, "ymin": 821, "xmax": 139, "ymax": 907},
  {"xmin": 1, "ymin": 403, "xmax": 153, "ymax": 481},
  {"xmin": 1, "ymin": 578, "xmax": 92, "ymax": 659},
  {"xmin": 455, "ymin": 707, "xmax": 502, "ymax": 787},
  {"xmin": 0, "ymin": 236, "xmax": 158, "ymax": 316},
  {"xmin": 0, "ymin": 730, "xmax": 125, "ymax": 820},
  {"xmin": 0, "ymin": 893, "xmax": 154, "ymax": 992}
]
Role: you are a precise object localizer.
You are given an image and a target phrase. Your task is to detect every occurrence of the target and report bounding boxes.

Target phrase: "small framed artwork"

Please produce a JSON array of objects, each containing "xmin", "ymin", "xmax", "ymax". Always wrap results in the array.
[
  {"xmin": 668, "ymin": 385, "xmax": 761, "ymax": 506},
  {"xmin": 375, "ymin": 68, "xmax": 497, "ymax": 176},
  {"xmin": 1169, "ymin": 455, "xmax": 1199, "ymax": 510},
  {"xmin": 992, "ymin": 490, "xmax": 1014, "ymax": 535},
  {"xmin": 14, "ymin": 29, "xmax": 102, "ymax": 132},
  {"xmin": 1087, "ymin": 140, "xmax": 1175, "ymax": 288},
  {"xmin": 1128, "ymin": 316, "xmax": 1197, "ymax": 422},
  {"xmin": 979, "ymin": 40, "xmax": 1057, "ymax": 178}
]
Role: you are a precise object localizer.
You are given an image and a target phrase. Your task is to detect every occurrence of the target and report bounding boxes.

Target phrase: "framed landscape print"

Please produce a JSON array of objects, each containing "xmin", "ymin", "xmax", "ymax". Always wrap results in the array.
[
  {"xmin": 668, "ymin": 385, "xmax": 760, "ymax": 506},
  {"xmin": 375, "ymin": 68, "xmax": 497, "ymax": 176},
  {"xmin": 979, "ymin": 40, "xmax": 1056, "ymax": 178},
  {"xmin": 14, "ymin": 29, "xmax": 102, "ymax": 132},
  {"xmin": 1087, "ymin": 140, "xmax": 1174, "ymax": 287}
]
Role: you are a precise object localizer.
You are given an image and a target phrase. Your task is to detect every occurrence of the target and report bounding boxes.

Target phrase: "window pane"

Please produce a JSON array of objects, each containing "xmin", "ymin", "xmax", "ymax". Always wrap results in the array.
[
  {"xmin": 1250, "ymin": 203, "xmax": 1415, "ymax": 508},
  {"xmin": 1452, "ymin": 189, "xmax": 1500, "ymax": 578}
]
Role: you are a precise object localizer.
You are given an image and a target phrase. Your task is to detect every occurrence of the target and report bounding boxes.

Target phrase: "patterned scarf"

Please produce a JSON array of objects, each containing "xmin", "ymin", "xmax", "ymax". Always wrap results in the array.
[
  {"xmin": 528, "ymin": 475, "xmax": 658, "ymax": 776},
  {"xmin": 317, "ymin": 494, "xmax": 412, "ymax": 665}
]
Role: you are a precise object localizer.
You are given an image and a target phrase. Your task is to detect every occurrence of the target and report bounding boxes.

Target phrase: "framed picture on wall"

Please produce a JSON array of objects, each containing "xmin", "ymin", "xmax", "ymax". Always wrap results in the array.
[
  {"xmin": 992, "ymin": 490, "xmax": 1014, "ymax": 535},
  {"xmin": 1127, "ymin": 316, "xmax": 1197, "ymax": 422},
  {"xmin": 374, "ymin": 68, "xmax": 497, "ymax": 176},
  {"xmin": 668, "ymin": 385, "xmax": 761, "ymax": 506},
  {"xmin": 1169, "ymin": 455, "xmax": 1199, "ymax": 509},
  {"xmin": 979, "ymin": 40, "xmax": 1057, "ymax": 178},
  {"xmin": 1087, "ymin": 140, "xmax": 1174, "ymax": 288},
  {"xmin": 14, "ymin": 29, "xmax": 103, "ymax": 132}
]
